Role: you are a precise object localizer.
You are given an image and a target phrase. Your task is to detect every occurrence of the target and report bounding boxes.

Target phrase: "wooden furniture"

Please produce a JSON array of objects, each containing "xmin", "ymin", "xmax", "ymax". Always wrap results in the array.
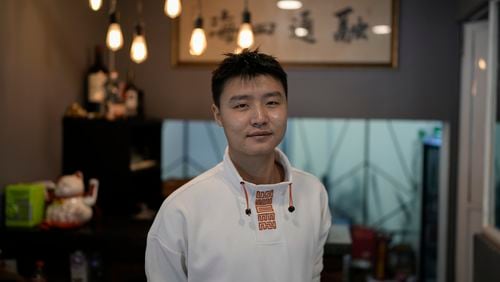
[
  {"xmin": 0, "ymin": 217, "xmax": 150, "ymax": 281},
  {"xmin": 0, "ymin": 218, "xmax": 347, "ymax": 282},
  {"xmin": 62, "ymin": 117, "xmax": 162, "ymax": 216}
]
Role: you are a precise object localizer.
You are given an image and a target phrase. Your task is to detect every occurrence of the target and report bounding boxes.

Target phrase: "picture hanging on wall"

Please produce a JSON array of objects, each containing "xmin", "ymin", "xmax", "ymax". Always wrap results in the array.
[{"xmin": 172, "ymin": 0, "xmax": 399, "ymax": 67}]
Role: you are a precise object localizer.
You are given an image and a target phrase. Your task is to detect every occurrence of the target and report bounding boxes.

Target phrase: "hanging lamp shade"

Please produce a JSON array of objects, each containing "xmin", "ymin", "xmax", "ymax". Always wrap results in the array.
[
  {"xmin": 106, "ymin": 12, "xmax": 124, "ymax": 51},
  {"xmin": 277, "ymin": 0, "xmax": 302, "ymax": 10},
  {"xmin": 130, "ymin": 24, "xmax": 148, "ymax": 63},
  {"xmin": 237, "ymin": 10, "xmax": 254, "ymax": 49},
  {"xmin": 164, "ymin": 0, "xmax": 182, "ymax": 18},
  {"xmin": 189, "ymin": 17, "xmax": 207, "ymax": 56}
]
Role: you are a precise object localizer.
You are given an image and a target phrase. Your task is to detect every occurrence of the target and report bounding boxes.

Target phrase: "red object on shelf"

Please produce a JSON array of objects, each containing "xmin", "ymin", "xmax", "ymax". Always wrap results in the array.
[{"xmin": 350, "ymin": 225, "xmax": 377, "ymax": 262}]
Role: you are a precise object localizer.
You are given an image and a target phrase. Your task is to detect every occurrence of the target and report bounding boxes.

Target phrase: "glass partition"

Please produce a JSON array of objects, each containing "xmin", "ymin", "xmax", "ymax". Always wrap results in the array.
[
  {"xmin": 162, "ymin": 118, "xmax": 442, "ymax": 249},
  {"xmin": 495, "ymin": 124, "xmax": 500, "ymax": 228}
]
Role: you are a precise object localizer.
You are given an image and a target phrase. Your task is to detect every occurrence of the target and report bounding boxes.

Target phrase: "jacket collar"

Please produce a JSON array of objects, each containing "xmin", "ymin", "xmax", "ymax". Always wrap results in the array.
[{"xmin": 222, "ymin": 147, "xmax": 293, "ymax": 191}]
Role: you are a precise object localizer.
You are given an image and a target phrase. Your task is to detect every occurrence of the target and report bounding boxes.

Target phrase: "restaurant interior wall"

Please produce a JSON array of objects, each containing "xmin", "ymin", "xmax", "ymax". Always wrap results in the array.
[
  {"xmin": 0, "ymin": 0, "xmax": 459, "ymax": 212},
  {"xmin": 0, "ymin": 1, "xmax": 106, "ymax": 189}
]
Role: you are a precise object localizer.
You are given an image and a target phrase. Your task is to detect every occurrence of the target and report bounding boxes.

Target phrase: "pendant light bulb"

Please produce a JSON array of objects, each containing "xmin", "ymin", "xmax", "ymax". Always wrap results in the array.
[
  {"xmin": 165, "ymin": 0, "xmax": 182, "ymax": 18},
  {"xmin": 130, "ymin": 25, "xmax": 148, "ymax": 63},
  {"xmin": 277, "ymin": 0, "xmax": 303, "ymax": 10},
  {"xmin": 106, "ymin": 12, "xmax": 124, "ymax": 51},
  {"xmin": 237, "ymin": 10, "xmax": 254, "ymax": 49},
  {"xmin": 90, "ymin": 0, "xmax": 103, "ymax": 11},
  {"xmin": 189, "ymin": 17, "xmax": 207, "ymax": 56}
]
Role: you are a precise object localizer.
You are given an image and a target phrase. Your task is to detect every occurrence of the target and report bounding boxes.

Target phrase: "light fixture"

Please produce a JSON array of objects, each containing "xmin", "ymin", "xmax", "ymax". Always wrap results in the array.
[
  {"xmin": 237, "ymin": 0, "xmax": 254, "ymax": 49},
  {"xmin": 372, "ymin": 25, "xmax": 391, "ymax": 35},
  {"xmin": 189, "ymin": 17, "xmax": 207, "ymax": 56},
  {"xmin": 478, "ymin": 58, "xmax": 487, "ymax": 70},
  {"xmin": 294, "ymin": 27, "xmax": 308, "ymax": 37},
  {"xmin": 130, "ymin": 0, "xmax": 148, "ymax": 63},
  {"xmin": 277, "ymin": 0, "xmax": 302, "ymax": 10},
  {"xmin": 189, "ymin": 0, "xmax": 206, "ymax": 56},
  {"xmin": 106, "ymin": 0, "xmax": 123, "ymax": 51},
  {"xmin": 131, "ymin": 24, "xmax": 148, "ymax": 63},
  {"xmin": 106, "ymin": 13, "xmax": 124, "ymax": 51},
  {"xmin": 89, "ymin": 0, "xmax": 103, "ymax": 11},
  {"xmin": 234, "ymin": 46, "xmax": 243, "ymax": 54},
  {"xmin": 164, "ymin": 0, "xmax": 182, "ymax": 18}
]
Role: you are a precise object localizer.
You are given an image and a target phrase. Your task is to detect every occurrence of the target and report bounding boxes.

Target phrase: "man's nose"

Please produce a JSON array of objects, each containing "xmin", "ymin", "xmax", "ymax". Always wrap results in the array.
[{"xmin": 251, "ymin": 104, "xmax": 269, "ymax": 127}]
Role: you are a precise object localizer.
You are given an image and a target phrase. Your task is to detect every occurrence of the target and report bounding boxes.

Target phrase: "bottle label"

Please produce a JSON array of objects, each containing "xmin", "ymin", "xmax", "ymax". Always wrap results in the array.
[
  {"xmin": 70, "ymin": 251, "xmax": 88, "ymax": 282},
  {"xmin": 125, "ymin": 89, "xmax": 138, "ymax": 115},
  {"xmin": 88, "ymin": 71, "xmax": 107, "ymax": 103}
]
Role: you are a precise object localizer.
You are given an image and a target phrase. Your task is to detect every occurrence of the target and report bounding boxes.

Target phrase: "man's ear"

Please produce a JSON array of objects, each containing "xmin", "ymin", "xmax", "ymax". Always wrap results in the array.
[{"xmin": 211, "ymin": 104, "xmax": 223, "ymax": 127}]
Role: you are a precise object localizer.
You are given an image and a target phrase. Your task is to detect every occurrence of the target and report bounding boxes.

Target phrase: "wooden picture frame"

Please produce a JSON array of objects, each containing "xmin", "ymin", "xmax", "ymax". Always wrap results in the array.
[{"xmin": 172, "ymin": 0, "xmax": 399, "ymax": 67}]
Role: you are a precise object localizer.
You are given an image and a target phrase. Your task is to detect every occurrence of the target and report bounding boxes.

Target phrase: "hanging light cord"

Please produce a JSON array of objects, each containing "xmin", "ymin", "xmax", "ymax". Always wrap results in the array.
[
  {"xmin": 197, "ymin": 0, "xmax": 203, "ymax": 18},
  {"xmin": 110, "ymin": 0, "xmax": 117, "ymax": 13},
  {"xmin": 137, "ymin": 0, "xmax": 143, "ymax": 20},
  {"xmin": 137, "ymin": 0, "xmax": 144, "ymax": 27}
]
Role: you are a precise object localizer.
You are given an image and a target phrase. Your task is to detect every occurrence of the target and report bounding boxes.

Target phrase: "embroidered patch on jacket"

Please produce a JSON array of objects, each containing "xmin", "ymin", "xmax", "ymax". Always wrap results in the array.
[{"xmin": 255, "ymin": 190, "xmax": 276, "ymax": 230}]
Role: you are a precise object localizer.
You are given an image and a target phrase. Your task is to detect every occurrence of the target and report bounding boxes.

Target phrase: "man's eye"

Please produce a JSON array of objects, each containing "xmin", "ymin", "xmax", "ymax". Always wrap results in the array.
[
  {"xmin": 267, "ymin": 101, "xmax": 280, "ymax": 106},
  {"xmin": 233, "ymin": 104, "xmax": 248, "ymax": 109}
]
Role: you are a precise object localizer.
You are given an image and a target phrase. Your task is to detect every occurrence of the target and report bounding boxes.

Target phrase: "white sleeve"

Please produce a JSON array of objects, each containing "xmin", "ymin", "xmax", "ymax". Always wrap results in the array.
[
  {"xmin": 145, "ymin": 235, "xmax": 187, "ymax": 282},
  {"xmin": 145, "ymin": 200, "xmax": 189, "ymax": 282},
  {"xmin": 312, "ymin": 186, "xmax": 332, "ymax": 282}
]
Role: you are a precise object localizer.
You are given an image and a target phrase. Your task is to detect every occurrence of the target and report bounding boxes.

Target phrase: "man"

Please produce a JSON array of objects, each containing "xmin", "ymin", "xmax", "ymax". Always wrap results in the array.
[{"xmin": 145, "ymin": 49, "xmax": 331, "ymax": 282}]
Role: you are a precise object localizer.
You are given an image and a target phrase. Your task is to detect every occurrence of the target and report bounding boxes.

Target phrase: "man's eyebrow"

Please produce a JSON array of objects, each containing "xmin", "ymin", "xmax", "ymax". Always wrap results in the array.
[
  {"xmin": 263, "ymin": 91, "xmax": 284, "ymax": 98},
  {"xmin": 227, "ymin": 91, "xmax": 284, "ymax": 103},
  {"xmin": 228, "ymin": 95, "xmax": 251, "ymax": 103}
]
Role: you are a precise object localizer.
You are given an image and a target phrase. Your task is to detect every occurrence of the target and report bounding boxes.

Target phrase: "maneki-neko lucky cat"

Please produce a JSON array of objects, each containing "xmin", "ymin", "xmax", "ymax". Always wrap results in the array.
[{"xmin": 45, "ymin": 171, "xmax": 99, "ymax": 228}]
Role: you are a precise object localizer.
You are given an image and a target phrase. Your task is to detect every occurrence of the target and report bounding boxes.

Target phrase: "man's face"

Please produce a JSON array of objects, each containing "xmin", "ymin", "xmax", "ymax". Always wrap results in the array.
[{"xmin": 212, "ymin": 75, "xmax": 287, "ymax": 159}]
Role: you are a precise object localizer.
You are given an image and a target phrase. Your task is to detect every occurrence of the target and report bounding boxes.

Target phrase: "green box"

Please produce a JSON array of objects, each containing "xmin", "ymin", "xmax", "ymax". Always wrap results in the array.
[{"xmin": 5, "ymin": 183, "xmax": 45, "ymax": 227}]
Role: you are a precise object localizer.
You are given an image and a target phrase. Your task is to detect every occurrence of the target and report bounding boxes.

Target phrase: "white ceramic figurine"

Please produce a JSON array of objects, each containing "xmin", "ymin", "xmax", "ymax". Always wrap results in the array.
[{"xmin": 45, "ymin": 171, "xmax": 99, "ymax": 228}]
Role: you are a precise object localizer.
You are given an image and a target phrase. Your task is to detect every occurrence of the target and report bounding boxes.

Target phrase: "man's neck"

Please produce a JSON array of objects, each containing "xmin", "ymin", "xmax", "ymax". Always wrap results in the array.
[{"xmin": 229, "ymin": 149, "xmax": 284, "ymax": 185}]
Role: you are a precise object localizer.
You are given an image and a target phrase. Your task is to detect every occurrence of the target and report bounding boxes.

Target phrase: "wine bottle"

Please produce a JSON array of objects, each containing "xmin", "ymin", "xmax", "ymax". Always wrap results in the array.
[
  {"xmin": 70, "ymin": 250, "xmax": 88, "ymax": 282},
  {"xmin": 86, "ymin": 45, "xmax": 108, "ymax": 115},
  {"xmin": 124, "ymin": 70, "xmax": 144, "ymax": 119},
  {"xmin": 30, "ymin": 260, "xmax": 47, "ymax": 282},
  {"xmin": 105, "ymin": 71, "xmax": 126, "ymax": 120}
]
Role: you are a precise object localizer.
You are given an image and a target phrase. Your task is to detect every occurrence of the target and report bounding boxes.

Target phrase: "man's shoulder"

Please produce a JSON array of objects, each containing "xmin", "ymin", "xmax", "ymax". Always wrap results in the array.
[
  {"xmin": 290, "ymin": 167, "xmax": 327, "ymax": 192},
  {"xmin": 162, "ymin": 163, "xmax": 226, "ymax": 205},
  {"xmin": 291, "ymin": 167, "xmax": 322, "ymax": 183}
]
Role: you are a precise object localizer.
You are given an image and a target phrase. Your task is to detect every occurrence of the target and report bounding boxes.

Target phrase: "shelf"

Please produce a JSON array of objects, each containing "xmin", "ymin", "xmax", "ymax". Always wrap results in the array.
[
  {"xmin": 62, "ymin": 117, "xmax": 163, "ymax": 216},
  {"xmin": 0, "ymin": 216, "xmax": 152, "ymax": 281},
  {"xmin": 130, "ymin": 159, "xmax": 158, "ymax": 172}
]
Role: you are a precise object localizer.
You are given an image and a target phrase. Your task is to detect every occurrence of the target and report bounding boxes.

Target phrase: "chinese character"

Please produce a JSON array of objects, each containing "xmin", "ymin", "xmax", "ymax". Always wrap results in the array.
[
  {"xmin": 254, "ymin": 22, "xmax": 276, "ymax": 36},
  {"xmin": 333, "ymin": 7, "xmax": 368, "ymax": 43},
  {"xmin": 209, "ymin": 9, "xmax": 238, "ymax": 44},
  {"xmin": 289, "ymin": 10, "xmax": 316, "ymax": 44}
]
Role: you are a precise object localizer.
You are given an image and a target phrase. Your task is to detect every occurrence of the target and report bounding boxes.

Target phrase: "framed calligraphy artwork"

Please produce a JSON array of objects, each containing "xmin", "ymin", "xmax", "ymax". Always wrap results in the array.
[{"xmin": 172, "ymin": 0, "xmax": 398, "ymax": 67}]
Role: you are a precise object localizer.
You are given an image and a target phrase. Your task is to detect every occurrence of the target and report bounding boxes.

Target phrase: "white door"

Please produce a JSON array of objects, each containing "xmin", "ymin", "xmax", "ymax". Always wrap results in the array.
[{"xmin": 456, "ymin": 20, "xmax": 489, "ymax": 282}]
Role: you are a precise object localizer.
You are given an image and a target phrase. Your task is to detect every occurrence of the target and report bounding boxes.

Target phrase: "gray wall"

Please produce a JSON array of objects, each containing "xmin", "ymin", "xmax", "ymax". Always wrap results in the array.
[
  {"xmin": 457, "ymin": 0, "xmax": 487, "ymax": 20},
  {"xmin": 0, "ymin": 1, "xmax": 106, "ymax": 188},
  {"xmin": 114, "ymin": 0, "xmax": 459, "ymax": 121},
  {"xmin": 0, "ymin": 0, "xmax": 459, "ymax": 187}
]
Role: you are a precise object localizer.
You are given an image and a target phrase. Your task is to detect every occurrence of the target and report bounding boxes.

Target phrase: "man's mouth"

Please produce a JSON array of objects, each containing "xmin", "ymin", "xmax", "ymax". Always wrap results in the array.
[{"xmin": 247, "ymin": 131, "xmax": 272, "ymax": 137}]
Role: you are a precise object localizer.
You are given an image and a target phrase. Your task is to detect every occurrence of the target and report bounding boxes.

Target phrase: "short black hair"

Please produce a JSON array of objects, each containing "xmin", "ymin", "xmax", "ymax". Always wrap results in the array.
[{"xmin": 211, "ymin": 49, "xmax": 288, "ymax": 107}]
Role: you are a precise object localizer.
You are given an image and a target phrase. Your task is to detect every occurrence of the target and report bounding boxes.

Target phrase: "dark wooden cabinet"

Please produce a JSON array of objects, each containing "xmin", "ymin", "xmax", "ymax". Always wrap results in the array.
[
  {"xmin": 62, "ymin": 117, "xmax": 163, "ymax": 216},
  {"xmin": 0, "ymin": 217, "xmax": 151, "ymax": 281},
  {"xmin": 0, "ymin": 118, "xmax": 162, "ymax": 281}
]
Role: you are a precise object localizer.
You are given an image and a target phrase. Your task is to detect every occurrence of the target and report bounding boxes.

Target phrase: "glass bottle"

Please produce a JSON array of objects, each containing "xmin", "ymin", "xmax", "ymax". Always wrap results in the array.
[
  {"xmin": 30, "ymin": 260, "xmax": 47, "ymax": 282},
  {"xmin": 124, "ymin": 70, "xmax": 144, "ymax": 119},
  {"xmin": 86, "ymin": 45, "xmax": 109, "ymax": 115},
  {"xmin": 104, "ymin": 71, "xmax": 126, "ymax": 120}
]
